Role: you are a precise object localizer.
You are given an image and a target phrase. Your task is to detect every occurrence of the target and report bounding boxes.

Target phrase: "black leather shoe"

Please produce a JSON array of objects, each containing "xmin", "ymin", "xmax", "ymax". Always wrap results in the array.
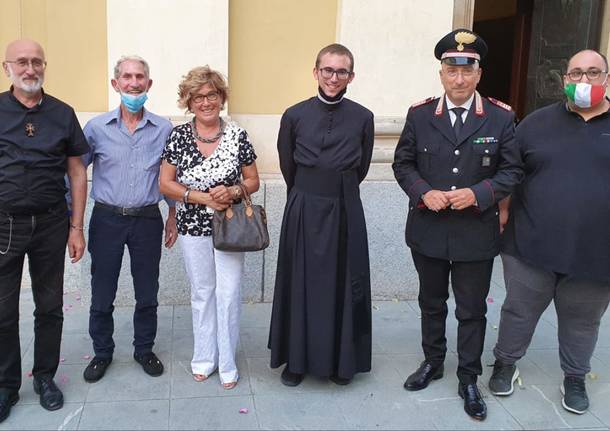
[
  {"xmin": 134, "ymin": 352, "xmax": 164, "ymax": 377},
  {"xmin": 33, "ymin": 377, "xmax": 64, "ymax": 411},
  {"xmin": 0, "ymin": 391, "xmax": 19, "ymax": 423},
  {"xmin": 458, "ymin": 382, "xmax": 487, "ymax": 421},
  {"xmin": 281, "ymin": 367, "xmax": 304, "ymax": 387},
  {"xmin": 83, "ymin": 357, "xmax": 112, "ymax": 382},
  {"xmin": 329, "ymin": 374, "xmax": 352, "ymax": 385},
  {"xmin": 404, "ymin": 361, "xmax": 444, "ymax": 391}
]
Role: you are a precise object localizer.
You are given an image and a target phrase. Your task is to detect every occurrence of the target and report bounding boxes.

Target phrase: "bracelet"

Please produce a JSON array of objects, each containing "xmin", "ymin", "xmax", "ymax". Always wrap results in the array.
[
  {"xmin": 183, "ymin": 188, "xmax": 191, "ymax": 204},
  {"xmin": 232, "ymin": 186, "xmax": 241, "ymax": 198},
  {"xmin": 70, "ymin": 224, "xmax": 84, "ymax": 231}
]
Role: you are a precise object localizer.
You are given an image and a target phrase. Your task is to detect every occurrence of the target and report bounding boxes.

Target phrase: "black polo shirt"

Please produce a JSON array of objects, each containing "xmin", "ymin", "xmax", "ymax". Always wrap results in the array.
[
  {"xmin": 0, "ymin": 89, "xmax": 89, "ymax": 213},
  {"xmin": 502, "ymin": 100, "xmax": 610, "ymax": 282}
]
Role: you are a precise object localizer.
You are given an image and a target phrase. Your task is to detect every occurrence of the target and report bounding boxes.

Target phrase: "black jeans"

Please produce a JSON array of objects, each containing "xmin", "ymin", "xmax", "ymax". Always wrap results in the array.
[
  {"xmin": 0, "ymin": 203, "xmax": 69, "ymax": 391},
  {"xmin": 411, "ymin": 250, "xmax": 494, "ymax": 384},
  {"xmin": 88, "ymin": 206, "xmax": 163, "ymax": 359}
]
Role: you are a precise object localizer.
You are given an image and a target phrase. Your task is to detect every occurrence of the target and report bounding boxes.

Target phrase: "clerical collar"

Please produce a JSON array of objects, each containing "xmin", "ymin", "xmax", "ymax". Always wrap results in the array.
[
  {"xmin": 445, "ymin": 93, "xmax": 474, "ymax": 112},
  {"xmin": 317, "ymin": 87, "xmax": 346, "ymax": 105}
]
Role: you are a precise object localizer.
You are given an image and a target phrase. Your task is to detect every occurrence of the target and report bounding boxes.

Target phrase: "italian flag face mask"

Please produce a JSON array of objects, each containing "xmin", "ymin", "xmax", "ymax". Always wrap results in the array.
[{"xmin": 564, "ymin": 81, "xmax": 607, "ymax": 108}]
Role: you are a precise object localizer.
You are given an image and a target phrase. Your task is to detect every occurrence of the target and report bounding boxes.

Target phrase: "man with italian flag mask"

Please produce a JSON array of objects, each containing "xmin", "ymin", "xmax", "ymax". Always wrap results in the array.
[{"xmin": 489, "ymin": 49, "xmax": 610, "ymax": 416}]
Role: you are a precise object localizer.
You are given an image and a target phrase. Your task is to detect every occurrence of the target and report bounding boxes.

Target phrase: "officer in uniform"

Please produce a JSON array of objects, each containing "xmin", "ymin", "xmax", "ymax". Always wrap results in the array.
[{"xmin": 392, "ymin": 29, "xmax": 522, "ymax": 421}]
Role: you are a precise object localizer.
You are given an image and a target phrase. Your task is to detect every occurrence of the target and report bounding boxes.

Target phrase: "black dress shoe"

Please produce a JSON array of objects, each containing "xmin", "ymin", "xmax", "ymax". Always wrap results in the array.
[
  {"xmin": 0, "ymin": 391, "xmax": 19, "ymax": 423},
  {"xmin": 83, "ymin": 357, "xmax": 112, "ymax": 382},
  {"xmin": 404, "ymin": 361, "xmax": 444, "ymax": 391},
  {"xmin": 134, "ymin": 352, "xmax": 164, "ymax": 377},
  {"xmin": 458, "ymin": 382, "xmax": 487, "ymax": 421},
  {"xmin": 33, "ymin": 377, "xmax": 64, "ymax": 411},
  {"xmin": 281, "ymin": 367, "xmax": 304, "ymax": 387},
  {"xmin": 329, "ymin": 374, "xmax": 352, "ymax": 386}
]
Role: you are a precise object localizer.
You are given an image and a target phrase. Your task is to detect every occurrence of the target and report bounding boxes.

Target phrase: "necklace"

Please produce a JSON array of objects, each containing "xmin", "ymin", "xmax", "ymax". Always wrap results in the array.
[{"xmin": 192, "ymin": 118, "xmax": 224, "ymax": 144}]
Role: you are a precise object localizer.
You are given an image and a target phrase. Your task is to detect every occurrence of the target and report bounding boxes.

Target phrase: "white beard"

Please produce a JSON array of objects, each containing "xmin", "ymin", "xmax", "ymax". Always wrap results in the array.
[{"xmin": 7, "ymin": 66, "xmax": 44, "ymax": 94}]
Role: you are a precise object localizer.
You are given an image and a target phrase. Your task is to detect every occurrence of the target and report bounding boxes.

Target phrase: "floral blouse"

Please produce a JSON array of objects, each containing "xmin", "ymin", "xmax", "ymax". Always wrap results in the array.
[{"xmin": 161, "ymin": 121, "xmax": 257, "ymax": 236}]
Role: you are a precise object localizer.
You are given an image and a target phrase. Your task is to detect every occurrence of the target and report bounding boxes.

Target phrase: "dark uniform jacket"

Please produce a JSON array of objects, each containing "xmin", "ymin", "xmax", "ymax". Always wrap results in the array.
[{"xmin": 393, "ymin": 92, "xmax": 523, "ymax": 261}]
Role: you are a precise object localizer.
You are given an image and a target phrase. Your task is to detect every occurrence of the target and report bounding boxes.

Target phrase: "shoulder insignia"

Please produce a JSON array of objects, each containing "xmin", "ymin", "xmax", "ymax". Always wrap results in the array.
[
  {"xmin": 410, "ymin": 97, "xmax": 437, "ymax": 109},
  {"xmin": 487, "ymin": 97, "xmax": 512, "ymax": 111}
]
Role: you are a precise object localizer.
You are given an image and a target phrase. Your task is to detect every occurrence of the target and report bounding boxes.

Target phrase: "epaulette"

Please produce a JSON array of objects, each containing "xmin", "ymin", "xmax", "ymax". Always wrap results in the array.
[
  {"xmin": 410, "ymin": 97, "xmax": 437, "ymax": 109},
  {"xmin": 487, "ymin": 97, "xmax": 512, "ymax": 111}
]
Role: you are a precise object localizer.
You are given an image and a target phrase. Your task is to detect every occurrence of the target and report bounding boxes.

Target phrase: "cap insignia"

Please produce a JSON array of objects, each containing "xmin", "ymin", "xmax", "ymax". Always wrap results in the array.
[{"xmin": 454, "ymin": 31, "xmax": 476, "ymax": 52}]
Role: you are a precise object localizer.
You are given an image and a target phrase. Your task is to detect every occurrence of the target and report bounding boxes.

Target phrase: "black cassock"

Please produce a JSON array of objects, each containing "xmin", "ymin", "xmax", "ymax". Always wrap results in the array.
[{"xmin": 268, "ymin": 96, "xmax": 375, "ymax": 379}]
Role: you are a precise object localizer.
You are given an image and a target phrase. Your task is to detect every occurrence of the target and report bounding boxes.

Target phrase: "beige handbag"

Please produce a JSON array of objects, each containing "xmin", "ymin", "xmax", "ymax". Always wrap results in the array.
[{"xmin": 212, "ymin": 184, "xmax": 270, "ymax": 252}]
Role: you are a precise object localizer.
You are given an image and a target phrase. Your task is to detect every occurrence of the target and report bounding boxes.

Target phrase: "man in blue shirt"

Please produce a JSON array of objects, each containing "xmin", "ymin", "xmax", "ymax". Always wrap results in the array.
[{"xmin": 82, "ymin": 55, "xmax": 177, "ymax": 383}]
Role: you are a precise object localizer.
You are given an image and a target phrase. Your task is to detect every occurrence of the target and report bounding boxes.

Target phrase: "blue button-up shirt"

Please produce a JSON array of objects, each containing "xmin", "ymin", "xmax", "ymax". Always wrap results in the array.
[{"xmin": 83, "ymin": 107, "xmax": 173, "ymax": 208}]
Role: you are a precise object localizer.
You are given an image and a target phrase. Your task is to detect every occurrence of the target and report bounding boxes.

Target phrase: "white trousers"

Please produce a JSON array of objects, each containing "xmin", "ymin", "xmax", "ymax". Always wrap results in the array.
[{"xmin": 179, "ymin": 235, "xmax": 244, "ymax": 384}]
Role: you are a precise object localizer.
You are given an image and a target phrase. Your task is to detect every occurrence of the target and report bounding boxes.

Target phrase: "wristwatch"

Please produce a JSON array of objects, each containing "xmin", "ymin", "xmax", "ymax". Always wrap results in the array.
[{"xmin": 232, "ymin": 186, "xmax": 241, "ymax": 198}]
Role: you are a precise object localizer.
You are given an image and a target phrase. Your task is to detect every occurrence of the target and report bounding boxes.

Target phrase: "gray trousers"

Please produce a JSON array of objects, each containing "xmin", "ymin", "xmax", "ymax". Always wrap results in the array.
[{"xmin": 494, "ymin": 254, "xmax": 610, "ymax": 377}]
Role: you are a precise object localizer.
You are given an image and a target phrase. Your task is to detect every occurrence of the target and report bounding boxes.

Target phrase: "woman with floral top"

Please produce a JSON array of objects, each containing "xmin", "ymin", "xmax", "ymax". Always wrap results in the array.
[{"xmin": 160, "ymin": 66, "xmax": 259, "ymax": 389}]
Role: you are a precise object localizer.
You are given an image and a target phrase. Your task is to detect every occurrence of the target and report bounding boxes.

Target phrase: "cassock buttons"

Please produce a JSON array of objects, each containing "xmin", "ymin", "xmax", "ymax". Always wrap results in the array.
[
  {"xmin": 452, "ymin": 167, "xmax": 459, "ymax": 174},
  {"xmin": 454, "ymin": 149, "xmax": 460, "ymax": 156},
  {"xmin": 451, "ymin": 186, "xmax": 457, "ymax": 190}
]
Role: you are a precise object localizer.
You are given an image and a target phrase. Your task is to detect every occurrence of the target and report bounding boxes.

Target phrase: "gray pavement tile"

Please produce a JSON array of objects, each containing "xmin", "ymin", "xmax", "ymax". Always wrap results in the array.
[
  {"xmin": 172, "ymin": 306, "xmax": 193, "ymax": 333},
  {"xmin": 372, "ymin": 320, "xmax": 422, "ymax": 355},
  {"xmin": 371, "ymin": 300, "xmax": 418, "ymax": 327},
  {"xmin": 336, "ymin": 391, "xmax": 436, "ymax": 430},
  {"xmin": 85, "ymin": 362, "xmax": 170, "ymax": 402},
  {"xmin": 254, "ymin": 392, "xmax": 349, "ymax": 430},
  {"xmin": 0, "ymin": 402, "xmax": 84, "ymax": 431},
  {"xmin": 593, "ymin": 347, "xmax": 610, "ymax": 367},
  {"xmin": 240, "ymin": 327, "xmax": 271, "ymax": 359},
  {"xmin": 493, "ymin": 383, "xmax": 605, "ymax": 429},
  {"xmin": 170, "ymin": 353, "xmax": 252, "ymax": 399},
  {"xmin": 240, "ymin": 302, "xmax": 272, "ymax": 328},
  {"xmin": 169, "ymin": 396, "xmax": 258, "ymax": 430},
  {"xmin": 78, "ymin": 400, "xmax": 169, "ymax": 430},
  {"xmin": 526, "ymin": 349, "xmax": 610, "ymax": 383},
  {"xmin": 587, "ymin": 382, "xmax": 610, "ymax": 427}
]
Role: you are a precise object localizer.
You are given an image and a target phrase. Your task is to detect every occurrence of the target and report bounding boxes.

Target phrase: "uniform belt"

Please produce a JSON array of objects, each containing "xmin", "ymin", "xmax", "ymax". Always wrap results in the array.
[{"xmin": 94, "ymin": 202, "xmax": 159, "ymax": 217}]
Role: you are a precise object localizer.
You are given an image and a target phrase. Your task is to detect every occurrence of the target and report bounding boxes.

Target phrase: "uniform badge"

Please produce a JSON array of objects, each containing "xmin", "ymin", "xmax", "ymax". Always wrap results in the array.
[
  {"xmin": 482, "ymin": 156, "xmax": 491, "ymax": 167},
  {"xmin": 487, "ymin": 97, "xmax": 512, "ymax": 111},
  {"xmin": 454, "ymin": 31, "xmax": 477, "ymax": 52},
  {"xmin": 473, "ymin": 137, "xmax": 498, "ymax": 144},
  {"xmin": 25, "ymin": 123, "xmax": 35, "ymax": 137}
]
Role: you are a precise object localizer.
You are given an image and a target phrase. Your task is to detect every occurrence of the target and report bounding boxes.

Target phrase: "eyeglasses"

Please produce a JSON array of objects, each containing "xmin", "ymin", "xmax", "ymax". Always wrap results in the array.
[
  {"xmin": 192, "ymin": 92, "xmax": 219, "ymax": 104},
  {"xmin": 318, "ymin": 67, "xmax": 352, "ymax": 80},
  {"xmin": 566, "ymin": 68, "xmax": 608, "ymax": 81},
  {"xmin": 444, "ymin": 68, "xmax": 477, "ymax": 78},
  {"xmin": 4, "ymin": 58, "xmax": 47, "ymax": 71}
]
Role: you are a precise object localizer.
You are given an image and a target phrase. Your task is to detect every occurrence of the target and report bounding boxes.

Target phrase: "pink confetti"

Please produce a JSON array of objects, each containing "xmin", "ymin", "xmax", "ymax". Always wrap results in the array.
[
  {"xmin": 60, "ymin": 358, "xmax": 65, "ymax": 362},
  {"xmin": 63, "ymin": 306, "xmax": 70, "ymax": 311},
  {"xmin": 83, "ymin": 355, "xmax": 91, "ymax": 360},
  {"xmin": 486, "ymin": 297, "xmax": 494, "ymax": 304},
  {"xmin": 27, "ymin": 371, "xmax": 33, "ymax": 377},
  {"xmin": 58, "ymin": 375, "xmax": 69, "ymax": 385},
  {"xmin": 76, "ymin": 296, "xmax": 81, "ymax": 301},
  {"xmin": 239, "ymin": 408, "xmax": 248, "ymax": 414}
]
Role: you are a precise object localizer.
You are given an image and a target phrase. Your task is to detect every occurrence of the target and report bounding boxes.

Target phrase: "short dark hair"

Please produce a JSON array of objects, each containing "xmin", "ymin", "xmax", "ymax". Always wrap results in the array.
[
  {"xmin": 315, "ymin": 43, "xmax": 354, "ymax": 72},
  {"xmin": 567, "ymin": 49, "xmax": 609, "ymax": 71}
]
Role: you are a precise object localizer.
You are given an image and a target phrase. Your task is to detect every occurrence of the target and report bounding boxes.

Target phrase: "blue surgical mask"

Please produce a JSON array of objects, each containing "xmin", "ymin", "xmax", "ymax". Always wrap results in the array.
[{"xmin": 120, "ymin": 92, "xmax": 148, "ymax": 113}]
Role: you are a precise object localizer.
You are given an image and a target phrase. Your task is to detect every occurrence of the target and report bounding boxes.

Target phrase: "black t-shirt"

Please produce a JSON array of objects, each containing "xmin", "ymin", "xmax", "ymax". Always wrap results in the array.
[
  {"xmin": 0, "ymin": 89, "xmax": 89, "ymax": 213},
  {"xmin": 502, "ymin": 101, "xmax": 610, "ymax": 282}
]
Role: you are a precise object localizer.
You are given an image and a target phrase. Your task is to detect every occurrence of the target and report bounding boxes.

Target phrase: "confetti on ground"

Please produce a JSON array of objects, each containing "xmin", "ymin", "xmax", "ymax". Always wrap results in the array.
[
  {"xmin": 492, "ymin": 325, "xmax": 498, "ymax": 330},
  {"xmin": 239, "ymin": 408, "xmax": 249, "ymax": 414},
  {"xmin": 27, "ymin": 371, "xmax": 33, "ymax": 377},
  {"xmin": 58, "ymin": 375, "xmax": 69, "ymax": 385},
  {"xmin": 372, "ymin": 305, "xmax": 379, "ymax": 310},
  {"xmin": 60, "ymin": 358, "xmax": 65, "ymax": 362},
  {"xmin": 486, "ymin": 297, "xmax": 494, "ymax": 304},
  {"xmin": 517, "ymin": 376, "xmax": 525, "ymax": 389},
  {"xmin": 83, "ymin": 355, "xmax": 91, "ymax": 360},
  {"xmin": 392, "ymin": 298, "xmax": 399, "ymax": 303},
  {"xmin": 76, "ymin": 296, "xmax": 81, "ymax": 301},
  {"xmin": 587, "ymin": 372, "xmax": 598, "ymax": 380}
]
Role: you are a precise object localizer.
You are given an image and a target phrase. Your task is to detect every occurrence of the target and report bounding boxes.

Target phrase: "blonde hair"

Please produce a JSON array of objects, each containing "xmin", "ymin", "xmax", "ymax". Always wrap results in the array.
[{"xmin": 177, "ymin": 65, "xmax": 228, "ymax": 112}]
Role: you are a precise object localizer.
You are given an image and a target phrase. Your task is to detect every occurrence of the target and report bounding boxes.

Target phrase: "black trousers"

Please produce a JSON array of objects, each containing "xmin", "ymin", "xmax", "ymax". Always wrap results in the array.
[
  {"xmin": 411, "ymin": 250, "xmax": 493, "ymax": 383},
  {"xmin": 0, "ymin": 204, "xmax": 69, "ymax": 392},
  {"xmin": 88, "ymin": 206, "xmax": 163, "ymax": 359}
]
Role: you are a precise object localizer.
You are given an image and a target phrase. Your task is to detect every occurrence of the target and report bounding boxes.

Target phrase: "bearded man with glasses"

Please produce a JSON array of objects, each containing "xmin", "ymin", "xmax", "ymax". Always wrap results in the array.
[
  {"xmin": 488, "ymin": 49, "xmax": 610, "ymax": 416},
  {"xmin": 392, "ymin": 29, "xmax": 522, "ymax": 421},
  {"xmin": 0, "ymin": 39, "xmax": 89, "ymax": 422},
  {"xmin": 269, "ymin": 43, "xmax": 374, "ymax": 387}
]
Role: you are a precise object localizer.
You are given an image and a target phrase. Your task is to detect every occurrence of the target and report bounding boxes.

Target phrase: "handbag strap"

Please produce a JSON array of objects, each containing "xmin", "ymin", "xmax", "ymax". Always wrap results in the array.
[{"xmin": 237, "ymin": 183, "xmax": 252, "ymax": 206}]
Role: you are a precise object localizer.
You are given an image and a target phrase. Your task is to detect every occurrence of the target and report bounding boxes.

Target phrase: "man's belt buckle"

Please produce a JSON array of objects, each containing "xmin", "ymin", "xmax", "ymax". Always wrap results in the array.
[{"xmin": 121, "ymin": 207, "xmax": 129, "ymax": 216}]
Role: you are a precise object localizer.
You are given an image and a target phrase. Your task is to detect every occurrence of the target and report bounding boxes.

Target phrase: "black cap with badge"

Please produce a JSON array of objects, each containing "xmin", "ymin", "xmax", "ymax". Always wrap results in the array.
[{"xmin": 434, "ymin": 29, "xmax": 488, "ymax": 65}]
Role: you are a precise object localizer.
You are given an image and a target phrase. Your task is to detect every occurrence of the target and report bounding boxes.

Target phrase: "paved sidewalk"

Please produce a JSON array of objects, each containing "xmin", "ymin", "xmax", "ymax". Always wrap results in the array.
[{"xmin": 3, "ymin": 277, "xmax": 610, "ymax": 430}]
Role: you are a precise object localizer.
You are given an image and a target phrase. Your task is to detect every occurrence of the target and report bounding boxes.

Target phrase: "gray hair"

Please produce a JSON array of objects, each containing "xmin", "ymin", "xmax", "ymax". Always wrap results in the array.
[{"xmin": 113, "ymin": 55, "xmax": 150, "ymax": 79}]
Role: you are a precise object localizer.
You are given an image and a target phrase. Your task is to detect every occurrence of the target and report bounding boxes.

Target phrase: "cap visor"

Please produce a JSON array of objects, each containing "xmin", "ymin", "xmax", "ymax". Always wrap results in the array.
[{"xmin": 441, "ymin": 57, "xmax": 477, "ymax": 65}]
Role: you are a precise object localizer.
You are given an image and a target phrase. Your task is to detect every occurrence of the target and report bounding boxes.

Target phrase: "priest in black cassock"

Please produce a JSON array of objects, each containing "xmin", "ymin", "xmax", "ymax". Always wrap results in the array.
[{"xmin": 268, "ymin": 44, "xmax": 375, "ymax": 387}]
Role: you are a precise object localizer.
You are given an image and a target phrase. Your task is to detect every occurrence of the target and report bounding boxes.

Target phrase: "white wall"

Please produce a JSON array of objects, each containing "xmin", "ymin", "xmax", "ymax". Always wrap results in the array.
[
  {"xmin": 106, "ymin": 0, "xmax": 229, "ymax": 116},
  {"xmin": 337, "ymin": 0, "xmax": 453, "ymax": 117}
]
